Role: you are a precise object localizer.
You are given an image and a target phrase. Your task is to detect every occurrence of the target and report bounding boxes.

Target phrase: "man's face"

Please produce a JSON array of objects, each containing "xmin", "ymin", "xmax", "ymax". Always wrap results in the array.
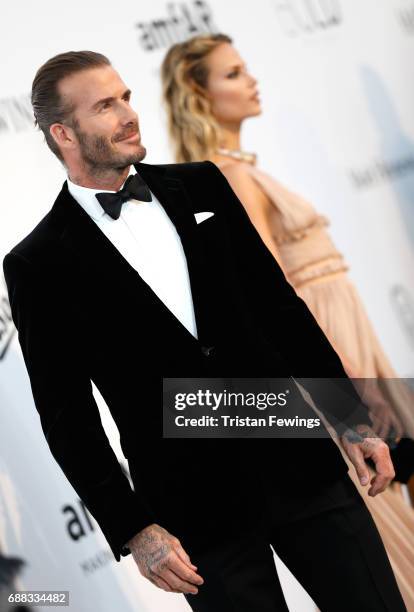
[{"xmin": 58, "ymin": 65, "xmax": 146, "ymax": 170}]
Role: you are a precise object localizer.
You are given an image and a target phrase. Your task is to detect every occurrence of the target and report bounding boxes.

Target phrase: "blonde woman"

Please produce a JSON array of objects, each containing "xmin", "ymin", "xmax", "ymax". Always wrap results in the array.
[{"xmin": 161, "ymin": 33, "xmax": 414, "ymax": 608}]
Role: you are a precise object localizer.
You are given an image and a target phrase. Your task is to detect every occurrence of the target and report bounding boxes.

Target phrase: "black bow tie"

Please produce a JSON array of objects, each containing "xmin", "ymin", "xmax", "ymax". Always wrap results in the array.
[{"xmin": 95, "ymin": 173, "xmax": 152, "ymax": 220}]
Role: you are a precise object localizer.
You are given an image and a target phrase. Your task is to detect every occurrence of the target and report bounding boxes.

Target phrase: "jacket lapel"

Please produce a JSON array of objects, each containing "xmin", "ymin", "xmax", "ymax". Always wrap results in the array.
[
  {"xmin": 136, "ymin": 162, "xmax": 216, "ymax": 347},
  {"xmin": 53, "ymin": 162, "xmax": 216, "ymax": 348}
]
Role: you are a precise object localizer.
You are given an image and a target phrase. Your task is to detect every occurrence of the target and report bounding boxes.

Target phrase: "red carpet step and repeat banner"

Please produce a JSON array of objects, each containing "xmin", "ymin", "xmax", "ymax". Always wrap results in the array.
[{"xmin": 1, "ymin": 1, "xmax": 414, "ymax": 610}]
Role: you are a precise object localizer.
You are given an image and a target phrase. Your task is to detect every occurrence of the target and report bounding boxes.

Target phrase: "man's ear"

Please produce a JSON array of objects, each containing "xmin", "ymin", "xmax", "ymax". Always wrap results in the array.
[{"xmin": 49, "ymin": 122, "xmax": 76, "ymax": 154}]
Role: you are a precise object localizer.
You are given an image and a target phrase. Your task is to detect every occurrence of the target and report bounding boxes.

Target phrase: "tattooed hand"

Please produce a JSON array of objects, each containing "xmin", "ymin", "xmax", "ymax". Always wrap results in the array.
[
  {"xmin": 127, "ymin": 523, "xmax": 204, "ymax": 594},
  {"xmin": 340, "ymin": 424, "xmax": 396, "ymax": 497}
]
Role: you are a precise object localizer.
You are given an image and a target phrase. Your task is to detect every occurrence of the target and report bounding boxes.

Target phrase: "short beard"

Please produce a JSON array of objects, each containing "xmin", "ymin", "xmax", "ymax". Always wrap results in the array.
[{"xmin": 72, "ymin": 119, "xmax": 146, "ymax": 177}]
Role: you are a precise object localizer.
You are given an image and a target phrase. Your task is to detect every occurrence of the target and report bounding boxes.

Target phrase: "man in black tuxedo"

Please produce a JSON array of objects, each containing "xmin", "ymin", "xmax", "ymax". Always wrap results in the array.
[{"xmin": 3, "ymin": 51, "xmax": 406, "ymax": 611}]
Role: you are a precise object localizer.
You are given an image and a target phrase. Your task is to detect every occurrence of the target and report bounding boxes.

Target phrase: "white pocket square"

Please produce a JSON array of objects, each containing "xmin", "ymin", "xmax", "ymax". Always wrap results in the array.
[{"xmin": 194, "ymin": 211, "xmax": 215, "ymax": 224}]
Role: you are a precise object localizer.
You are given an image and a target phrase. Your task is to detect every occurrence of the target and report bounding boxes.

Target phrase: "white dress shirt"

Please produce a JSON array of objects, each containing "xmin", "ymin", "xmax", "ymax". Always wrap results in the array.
[{"xmin": 66, "ymin": 168, "xmax": 198, "ymax": 339}]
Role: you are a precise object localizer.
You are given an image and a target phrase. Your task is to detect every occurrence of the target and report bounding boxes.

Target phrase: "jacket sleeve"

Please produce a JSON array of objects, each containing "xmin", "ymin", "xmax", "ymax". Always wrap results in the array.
[
  {"xmin": 3, "ymin": 250, "xmax": 156, "ymax": 561},
  {"xmin": 203, "ymin": 160, "xmax": 373, "ymax": 435}
]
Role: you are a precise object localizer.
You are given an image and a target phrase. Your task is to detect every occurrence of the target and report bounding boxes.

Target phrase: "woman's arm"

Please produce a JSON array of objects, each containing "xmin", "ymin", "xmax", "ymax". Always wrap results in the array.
[{"xmin": 218, "ymin": 163, "xmax": 286, "ymax": 274}]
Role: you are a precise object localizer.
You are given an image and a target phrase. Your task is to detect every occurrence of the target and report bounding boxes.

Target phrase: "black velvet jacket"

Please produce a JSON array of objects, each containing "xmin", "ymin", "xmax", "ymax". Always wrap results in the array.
[{"xmin": 3, "ymin": 160, "xmax": 371, "ymax": 561}]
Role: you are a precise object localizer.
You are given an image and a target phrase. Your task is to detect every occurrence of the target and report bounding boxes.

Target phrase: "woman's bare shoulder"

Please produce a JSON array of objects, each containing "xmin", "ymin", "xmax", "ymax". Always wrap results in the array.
[{"xmin": 218, "ymin": 162, "xmax": 262, "ymax": 190}]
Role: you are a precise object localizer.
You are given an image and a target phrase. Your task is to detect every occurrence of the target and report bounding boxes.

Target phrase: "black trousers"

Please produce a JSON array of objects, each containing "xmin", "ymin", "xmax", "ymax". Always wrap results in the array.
[{"xmin": 184, "ymin": 473, "xmax": 407, "ymax": 611}]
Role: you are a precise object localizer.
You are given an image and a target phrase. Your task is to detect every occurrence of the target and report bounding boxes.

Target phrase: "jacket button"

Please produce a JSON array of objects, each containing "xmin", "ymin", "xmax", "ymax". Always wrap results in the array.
[{"xmin": 201, "ymin": 345, "xmax": 215, "ymax": 357}]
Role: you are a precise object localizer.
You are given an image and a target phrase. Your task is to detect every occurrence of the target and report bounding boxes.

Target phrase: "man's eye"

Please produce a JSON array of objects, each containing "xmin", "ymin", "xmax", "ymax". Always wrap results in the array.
[
  {"xmin": 101, "ymin": 102, "xmax": 111, "ymax": 110},
  {"xmin": 227, "ymin": 71, "xmax": 239, "ymax": 78}
]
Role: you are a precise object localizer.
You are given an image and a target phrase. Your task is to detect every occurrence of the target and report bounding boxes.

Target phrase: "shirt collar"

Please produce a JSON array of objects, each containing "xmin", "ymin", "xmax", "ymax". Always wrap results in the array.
[{"xmin": 66, "ymin": 165, "xmax": 136, "ymax": 221}]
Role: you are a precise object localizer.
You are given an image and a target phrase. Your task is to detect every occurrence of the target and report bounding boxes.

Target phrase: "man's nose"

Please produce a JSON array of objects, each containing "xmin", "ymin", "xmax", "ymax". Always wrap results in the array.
[{"xmin": 120, "ymin": 104, "xmax": 138, "ymax": 126}]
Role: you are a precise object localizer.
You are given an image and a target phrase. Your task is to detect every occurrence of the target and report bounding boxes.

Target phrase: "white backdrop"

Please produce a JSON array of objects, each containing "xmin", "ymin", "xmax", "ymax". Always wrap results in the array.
[{"xmin": 1, "ymin": 1, "xmax": 414, "ymax": 610}]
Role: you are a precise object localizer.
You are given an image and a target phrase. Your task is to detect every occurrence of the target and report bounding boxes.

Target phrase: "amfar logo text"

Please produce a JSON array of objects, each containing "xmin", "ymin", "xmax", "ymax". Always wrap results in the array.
[
  {"xmin": 135, "ymin": 0, "xmax": 218, "ymax": 51},
  {"xmin": 273, "ymin": 0, "xmax": 342, "ymax": 37}
]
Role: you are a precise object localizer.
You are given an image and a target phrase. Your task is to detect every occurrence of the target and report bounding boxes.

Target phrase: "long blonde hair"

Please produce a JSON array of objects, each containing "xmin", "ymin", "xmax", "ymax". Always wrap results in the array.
[{"xmin": 161, "ymin": 33, "xmax": 232, "ymax": 163}]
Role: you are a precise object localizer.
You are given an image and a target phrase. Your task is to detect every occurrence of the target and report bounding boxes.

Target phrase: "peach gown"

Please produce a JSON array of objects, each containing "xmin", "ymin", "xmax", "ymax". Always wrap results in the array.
[{"xmin": 233, "ymin": 162, "xmax": 414, "ymax": 609}]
